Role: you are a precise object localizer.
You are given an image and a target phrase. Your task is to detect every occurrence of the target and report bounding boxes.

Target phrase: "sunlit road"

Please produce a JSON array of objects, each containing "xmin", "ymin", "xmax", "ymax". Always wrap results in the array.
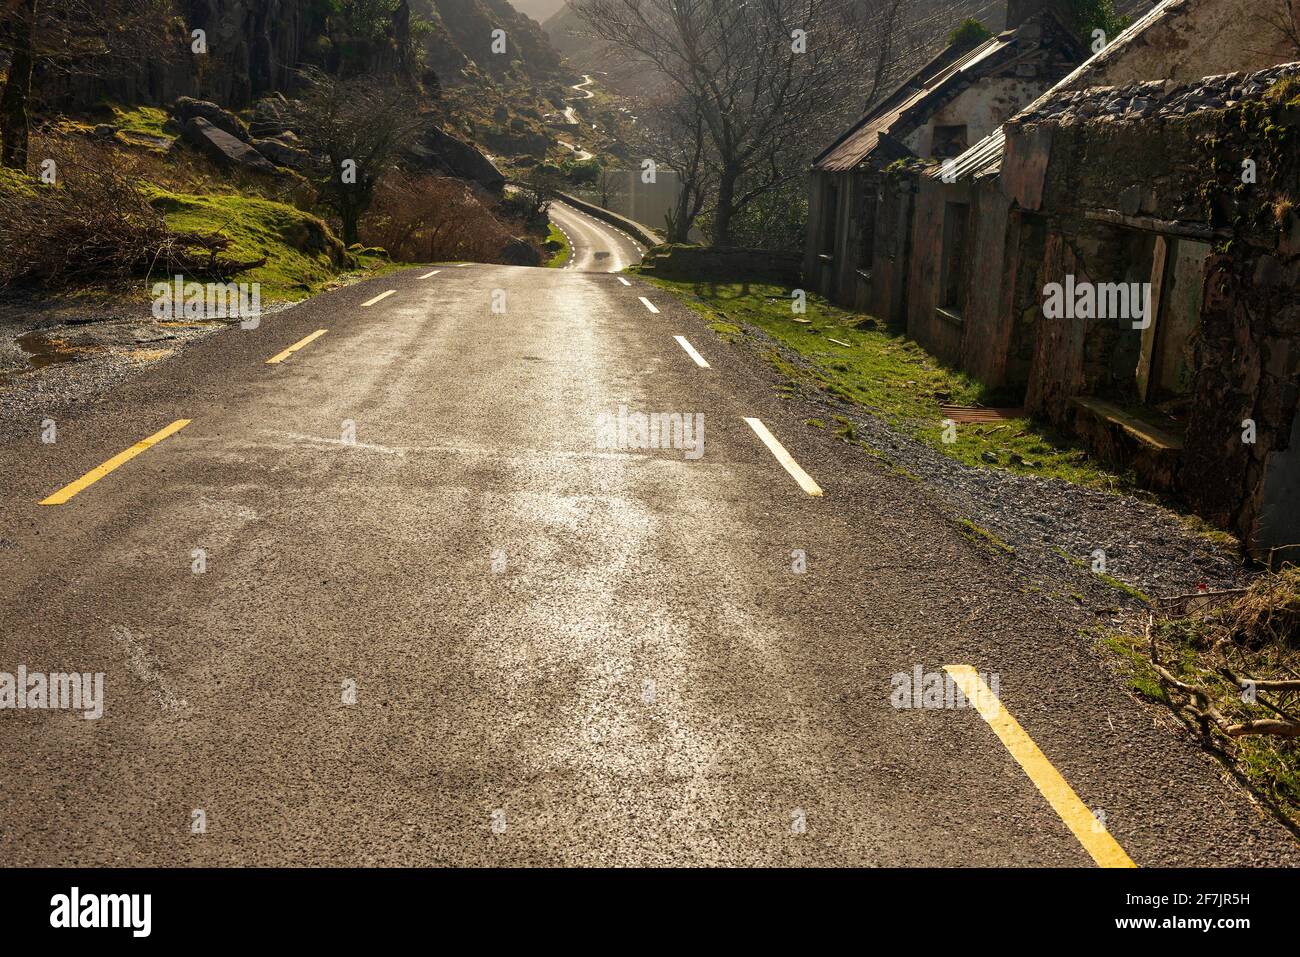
[
  {"xmin": 549, "ymin": 200, "xmax": 645, "ymax": 273},
  {"xmin": 0, "ymin": 244, "xmax": 1297, "ymax": 866}
]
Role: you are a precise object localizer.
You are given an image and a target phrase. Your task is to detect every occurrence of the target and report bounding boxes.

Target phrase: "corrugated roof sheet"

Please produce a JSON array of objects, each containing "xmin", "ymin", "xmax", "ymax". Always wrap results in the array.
[
  {"xmin": 937, "ymin": 0, "xmax": 1176, "ymax": 183},
  {"xmin": 927, "ymin": 127, "xmax": 1006, "ymax": 181},
  {"xmin": 813, "ymin": 33, "xmax": 1014, "ymax": 173}
]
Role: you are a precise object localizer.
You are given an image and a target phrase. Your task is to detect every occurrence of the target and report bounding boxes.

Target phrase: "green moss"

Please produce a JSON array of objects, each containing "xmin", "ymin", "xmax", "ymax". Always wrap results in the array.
[
  {"xmin": 1097, "ymin": 573, "xmax": 1151, "ymax": 605},
  {"xmin": 641, "ymin": 277, "xmax": 1134, "ymax": 491},
  {"xmin": 0, "ymin": 166, "xmax": 39, "ymax": 198},
  {"xmin": 145, "ymin": 187, "xmax": 353, "ymax": 302},
  {"xmin": 948, "ymin": 18, "xmax": 992, "ymax": 48},
  {"xmin": 1101, "ymin": 633, "xmax": 1168, "ymax": 702},
  {"xmin": 110, "ymin": 105, "xmax": 172, "ymax": 140},
  {"xmin": 544, "ymin": 222, "xmax": 570, "ymax": 268},
  {"xmin": 957, "ymin": 519, "xmax": 1015, "ymax": 557}
]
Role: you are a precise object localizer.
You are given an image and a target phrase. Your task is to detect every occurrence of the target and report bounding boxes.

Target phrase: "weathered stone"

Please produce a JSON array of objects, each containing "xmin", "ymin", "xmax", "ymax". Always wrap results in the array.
[
  {"xmin": 252, "ymin": 137, "xmax": 310, "ymax": 169},
  {"xmin": 405, "ymin": 126, "xmax": 505, "ymax": 193},
  {"xmin": 499, "ymin": 238, "xmax": 541, "ymax": 267},
  {"xmin": 174, "ymin": 97, "xmax": 251, "ymax": 143},
  {"xmin": 250, "ymin": 95, "xmax": 294, "ymax": 139},
  {"xmin": 182, "ymin": 117, "xmax": 278, "ymax": 175}
]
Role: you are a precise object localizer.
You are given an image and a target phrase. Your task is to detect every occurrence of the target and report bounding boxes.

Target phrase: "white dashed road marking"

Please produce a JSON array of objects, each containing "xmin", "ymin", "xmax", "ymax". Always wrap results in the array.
[
  {"xmin": 362, "ymin": 290, "xmax": 396, "ymax": 307},
  {"xmin": 744, "ymin": 417, "xmax": 823, "ymax": 497},
  {"xmin": 420, "ymin": 270, "xmax": 442, "ymax": 279},
  {"xmin": 639, "ymin": 297, "xmax": 659, "ymax": 314},
  {"xmin": 618, "ymin": 277, "xmax": 632, "ymax": 286},
  {"xmin": 674, "ymin": 336, "xmax": 710, "ymax": 368}
]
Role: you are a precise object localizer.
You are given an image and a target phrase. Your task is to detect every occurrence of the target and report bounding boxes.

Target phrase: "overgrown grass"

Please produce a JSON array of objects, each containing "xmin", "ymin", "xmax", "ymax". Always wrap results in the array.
[
  {"xmin": 1101, "ymin": 569, "xmax": 1300, "ymax": 828},
  {"xmin": 545, "ymin": 222, "xmax": 571, "ymax": 268},
  {"xmin": 146, "ymin": 188, "xmax": 377, "ymax": 302},
  {"xmin": 640, "ymin": 277, "xmax": 1136, "ymax": 491},
  {"xmin": 0, "ymin": 166, "xmax": 38, "ymax": 198},
  {"xmin": 109, "ymin": 104, "xmax": 172, "ymax": 141}
]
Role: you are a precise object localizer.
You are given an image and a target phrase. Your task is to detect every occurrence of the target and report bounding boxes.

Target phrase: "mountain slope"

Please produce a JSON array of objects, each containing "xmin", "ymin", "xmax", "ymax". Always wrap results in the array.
[
  {"xmin": 508, "ymin": 0, "xmax": 568, "ymax": 21},
  {"xmin": 545, "ymin": 0, "xmax": 1157, "ymax": 97}
]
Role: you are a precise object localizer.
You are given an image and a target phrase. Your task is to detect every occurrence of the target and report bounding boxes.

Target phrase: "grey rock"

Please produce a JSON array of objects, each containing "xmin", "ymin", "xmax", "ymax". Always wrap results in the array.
[
  {"xmin": 405, "ymin": 126, "xmax": 505, "ymax": 193},
  {"xmin": 499, "ymin": 238, "xmax": 541, "ymax": 267},
  {"xmin": 251, "ymin": 137, "xmax": 310, "ymax": 170},
  {"xmin": 173, "ymin": 97, "xmax": 251, "ymax": 143},
  {"xmin": 182, "ymin": 117, "xmax": 277, "ymax": 175}
]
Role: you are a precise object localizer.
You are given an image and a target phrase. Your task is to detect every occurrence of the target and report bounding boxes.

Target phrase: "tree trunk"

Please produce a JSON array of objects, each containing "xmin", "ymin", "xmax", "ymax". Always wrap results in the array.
[
  {"xmin": 341, "ymin": 207, "xmax": 360, "ymax": 247},
  {"xmin": 711, "ymin": 166, "xmax": 738, "ymax": 247},
  {"xmin": 0, "ymin": 0, "xmax": 38, "ymax": 171}
]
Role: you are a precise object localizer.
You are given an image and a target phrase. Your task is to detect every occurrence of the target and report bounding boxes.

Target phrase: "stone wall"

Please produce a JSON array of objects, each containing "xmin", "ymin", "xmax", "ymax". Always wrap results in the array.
[
  {"xmin": 637, "ymin": 245, "xmax": 804, "ymax": 286},
  {"xmin": 1180, "ymin": 207, "xmax": 1300, "ymax": 546},
  {"xmin": 1052, "ymin": 0, "xmax": 1299, "ymax": 93}
]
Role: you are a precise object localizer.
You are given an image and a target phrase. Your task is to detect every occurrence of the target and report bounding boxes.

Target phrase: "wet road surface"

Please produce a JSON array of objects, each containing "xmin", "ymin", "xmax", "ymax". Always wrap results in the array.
[{"xmin": 0, "ymin": 234, "xmax": 1296, "ymax": 866}]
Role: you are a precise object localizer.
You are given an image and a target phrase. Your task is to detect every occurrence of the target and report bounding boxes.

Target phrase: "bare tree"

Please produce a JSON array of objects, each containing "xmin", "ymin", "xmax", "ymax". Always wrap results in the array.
[
  {"xmin": 288, "ymin": 68, "xmax": 428, "ymax": 246},
  {"xmin": 863, "ymin": 0, "xmax": 906, "ymax": 109},
  {"xmin": 1263, "ymin": 0, "xmax": 1300, "ymax": 55},
  {"xmin": 634, "ymin": 92, "xmax": 711, "ymax": 243},
  {"xmin": 0, "ymin": 0, "xmax": 176, "ymax": 169},
  {"xmin": 575, "ymin": 0, "xmax": 878, "ymax": 246}
]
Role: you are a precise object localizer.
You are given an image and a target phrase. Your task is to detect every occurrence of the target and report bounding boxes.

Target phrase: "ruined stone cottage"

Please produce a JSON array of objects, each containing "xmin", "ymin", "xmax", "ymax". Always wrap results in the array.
[
  {"xmin": 803, "ymin": 0, "xmax": 1086, "ymax": 323},
  {"xmin": 806, "ymin": 0, "xmax": 1300, "ymax": 560}
]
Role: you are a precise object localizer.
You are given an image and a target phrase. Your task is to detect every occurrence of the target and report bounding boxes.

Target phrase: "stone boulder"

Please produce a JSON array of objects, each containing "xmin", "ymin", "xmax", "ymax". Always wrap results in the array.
[
  {"xmin": 498, "ymin": 238, "xmax": 541, "ymax": 267},
  {"xmin": 250, "ymin": 95, "xmax": 294, "ymax": 139},
  {"xmin": 173, "ymin": 97, "xmax": 251, "ymax": 143},
  {"xmin": 182, "ymin": 118, "xmax": 278, "ymax": 175},
  {"xmin": 406, "ymin": 126, "xmax": 505, "ymax": 194},
  {"xmin": 252, "ymin": 137, "xmax": 310, "ymax": 170}
]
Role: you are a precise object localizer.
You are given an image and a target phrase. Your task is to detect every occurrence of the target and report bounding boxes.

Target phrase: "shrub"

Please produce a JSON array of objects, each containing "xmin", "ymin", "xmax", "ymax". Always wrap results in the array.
[
  {"xmin": 0, "ymin": 141, "xmax": 261, "ymax": 288},
  {"xmin": 360, "ymin": 172, "xmax": 525, "ymax": 263}
]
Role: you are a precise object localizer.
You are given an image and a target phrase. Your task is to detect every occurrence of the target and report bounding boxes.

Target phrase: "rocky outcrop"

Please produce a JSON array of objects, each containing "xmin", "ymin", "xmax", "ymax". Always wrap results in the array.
[
  {"xmin": 182, "ymin": 0, "xmax": 318, "ymax": 107},
  {"xmin": 251, "ymin": 137, "xmax": 310, "ymax": 170},
  {"xmin": 249, "ymin": 95, "xmax": 294, "ymax": 138},
  {"xmin": 418, "ymin": 0, "xmax": 564, "ymax": 81},
  {"xmin": 174, "ymin": 97, "xmax": 251, "ymax": 142},
  {"xmin": 406, "ymin": 126, "xmax": 505, "ymax": 193},
  {"xmin": 498, "ymin": 237, "xmax": 541, "ymax": 266},
  {"xmin": 181, "ymin": 118, "xmax": 279, "ymax": 175}
]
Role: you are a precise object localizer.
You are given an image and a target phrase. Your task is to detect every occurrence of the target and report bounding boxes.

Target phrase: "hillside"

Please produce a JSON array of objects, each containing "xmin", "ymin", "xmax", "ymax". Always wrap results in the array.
[
  {"xmin": 29, "ymin": 1, "xmax": 575, "ymax": 180},
  {"xmin": 508, "ymin": 0, "xmax": 568, "ymax": 21},
  {"xmin": 545, "ymin": 0, "xmax": 1157, "ymax": 98}
]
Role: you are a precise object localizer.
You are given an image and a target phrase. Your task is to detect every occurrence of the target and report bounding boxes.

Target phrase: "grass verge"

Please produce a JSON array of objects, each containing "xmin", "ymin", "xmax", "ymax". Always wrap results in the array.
[
  {"xmin": 1102, "ymin": 569, "xmax": 1300, "ymax": 829},
  {"xmin": 545, "ymin": 222, "xmax": 571, "ymax": 268},
  {"xmin": 637, "ymin": 277, "xmax": 1145, "ymax": 492},
  {"xmin": 147, "ymin": 188, "xmax": 387, "ymax": 302}
]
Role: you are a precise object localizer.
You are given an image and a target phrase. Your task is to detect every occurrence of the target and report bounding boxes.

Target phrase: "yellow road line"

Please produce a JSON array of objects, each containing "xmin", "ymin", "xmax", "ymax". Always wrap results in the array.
[
  {"xmin": 265, "ymin": 329, "xmax": 327, "ymax": 365},
  {"xmin": 40, "ymin": 419, "xmax": 191, "ymax": 506},
  {"xmin": 420, "ymin": 270, "xmax": 442, "ymax": 279},
  {"xmin": 639, "ymin": 297, "xmax": 660, "ymax": 314},
  {"xmin": 362, "ymin": 290, "xmax": 396, "ymax": 307},
  {"xmin": 743, "ymin": 417, "xmax": 822, "ymax": 496},
  {"xmin": 944, "ymin": 665, "xmax": 1137, "ymax": 869},
  {"xmin": 674, "ymin": 335, "xmax": 710, "ymax": 368}
]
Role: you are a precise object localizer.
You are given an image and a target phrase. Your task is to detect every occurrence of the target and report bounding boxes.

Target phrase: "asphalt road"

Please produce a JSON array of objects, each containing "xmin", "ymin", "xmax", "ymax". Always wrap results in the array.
[
  {"xmin": 549, "ymin": 200, "xmax": 645, "ymax": 272},
  {"xmin": 0, "ymin": 213, "xmax": 1296, "ymax": 866}
]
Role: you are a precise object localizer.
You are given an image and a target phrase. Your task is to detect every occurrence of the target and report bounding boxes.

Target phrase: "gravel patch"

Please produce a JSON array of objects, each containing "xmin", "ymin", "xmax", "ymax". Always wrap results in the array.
[
  {"xmin": 729, "ymin": 322, "xmax": 1251, "ymax": 608},
  {"xmin": 0, "ymin": 290, "xmax": 295, "ymax": 442}
]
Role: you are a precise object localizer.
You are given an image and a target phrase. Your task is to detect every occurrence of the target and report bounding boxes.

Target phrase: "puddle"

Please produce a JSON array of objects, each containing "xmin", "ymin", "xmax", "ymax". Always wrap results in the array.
[
  {"xmin": 0, "ymin": 331, "xmax": 94, "ymax": 388},
  {"xmin": 15, "ymin": 331, "xmax": 87, "ymax": 371}
]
